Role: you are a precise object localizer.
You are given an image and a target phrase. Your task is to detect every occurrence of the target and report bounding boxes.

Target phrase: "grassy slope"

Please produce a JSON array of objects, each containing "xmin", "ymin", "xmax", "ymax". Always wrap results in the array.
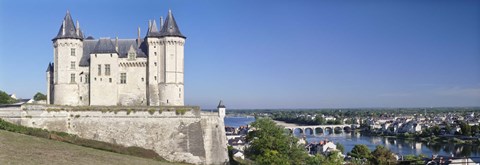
[{"xmin": 0, "ymin": 130, "xmax": 175, "ymax": 165}]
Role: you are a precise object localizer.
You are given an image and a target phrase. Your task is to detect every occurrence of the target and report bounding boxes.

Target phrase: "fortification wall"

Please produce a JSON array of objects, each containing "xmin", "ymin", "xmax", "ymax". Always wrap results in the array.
[{"xmin": 0, "ymin": 105, "xmax": 228, "ymax": 165}]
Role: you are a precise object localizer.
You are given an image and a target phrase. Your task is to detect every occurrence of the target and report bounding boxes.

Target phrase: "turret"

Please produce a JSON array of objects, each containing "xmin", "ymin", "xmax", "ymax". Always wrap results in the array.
[
  {"xmin": 217, "ymin": 100, "xmax": 226, "ymax": 119},
  {"xmin": 51, "ymin": 10, "xmax": 83, "ymax": 105},
  {"xmin": 46, "ymin": 63, "xmax": 54, "ymax": 104}
]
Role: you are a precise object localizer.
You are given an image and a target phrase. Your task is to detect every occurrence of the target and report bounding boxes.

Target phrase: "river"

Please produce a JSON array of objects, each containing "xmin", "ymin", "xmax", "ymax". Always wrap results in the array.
[{"xmin": 224, "ymin": 117, "xmax": 480, "ymax": 157}]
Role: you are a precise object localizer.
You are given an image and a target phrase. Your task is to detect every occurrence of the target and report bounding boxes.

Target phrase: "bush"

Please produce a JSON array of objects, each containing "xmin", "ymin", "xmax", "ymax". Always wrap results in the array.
[
  {"xmin": 33, "ymin": 92, "xmax": 47, "ymax": 101},
  {"xmin": 0, "ymin": 90, "xmax": 15, "ymax": 104},
  {"xmin": 175, "ymin": 108, "xmax": 187, "ymax": 115},
  {"xmin": 148, "ymin": 109, "xmax": 155, "ymax": 115}
]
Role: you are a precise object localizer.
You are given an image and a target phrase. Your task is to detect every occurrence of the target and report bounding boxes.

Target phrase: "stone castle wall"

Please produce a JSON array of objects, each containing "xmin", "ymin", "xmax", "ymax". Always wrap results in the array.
[{"xmin": 0, "ymin": 105, "xmax": 228, "ymax": 165}]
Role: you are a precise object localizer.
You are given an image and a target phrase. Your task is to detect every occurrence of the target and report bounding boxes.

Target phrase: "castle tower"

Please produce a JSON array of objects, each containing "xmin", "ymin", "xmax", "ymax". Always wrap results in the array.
[
  {"xmin": 158, "ymin": 10, "xmax": 186, "ymax": 106},
  {"xmin": 51, "ymin": 11, "xmax": 84, "ymax": 105},
  {"xmin": 146, "ymin": 18, "xmax": 161, "ymax": 105},
  {"xmin": 217, "ymin": 100, "xmax": 226, "ymax": 120}
]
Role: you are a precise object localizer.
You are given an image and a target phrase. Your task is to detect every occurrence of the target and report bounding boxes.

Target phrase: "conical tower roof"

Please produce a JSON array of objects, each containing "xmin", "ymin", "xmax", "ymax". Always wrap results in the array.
[
  {"xmin": 217, "ymin": 100, "xmax": 226, "ymax": 108},
  {"xmin": 52, "ymin": 10, "xmax": 83, "ymax": 41},
  {"xmin": 46, "ymin": 63, "xmax": 53, "ymax": 72},
  {"xmin": 159, "ymin": 10, "xmax": 186, "ymax": 38}
]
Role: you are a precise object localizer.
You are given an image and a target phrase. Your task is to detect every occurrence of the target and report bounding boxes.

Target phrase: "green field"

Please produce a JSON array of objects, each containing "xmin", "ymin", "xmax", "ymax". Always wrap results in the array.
[{"xmin": 0, "ymin": 130, "xmax": 176, "ymax": 165}]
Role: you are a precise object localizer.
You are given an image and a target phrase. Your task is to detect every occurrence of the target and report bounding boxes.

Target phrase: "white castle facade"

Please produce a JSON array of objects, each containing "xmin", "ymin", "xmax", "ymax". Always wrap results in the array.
[{"xmin": 47, "ymin": 10, "xmax": 186, "ymax": 106}]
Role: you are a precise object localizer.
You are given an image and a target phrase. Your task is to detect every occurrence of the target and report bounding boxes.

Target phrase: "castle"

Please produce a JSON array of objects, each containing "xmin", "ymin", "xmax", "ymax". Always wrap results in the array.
[{"xmin": 47, "ymin": 10, "xmax": 185, "ymax": 106}]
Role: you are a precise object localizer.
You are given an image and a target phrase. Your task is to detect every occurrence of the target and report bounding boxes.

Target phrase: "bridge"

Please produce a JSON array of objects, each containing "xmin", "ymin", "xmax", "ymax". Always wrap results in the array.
[{"xmin": 283, "ymin": 124, "xmax": 354, "ymax": 135}]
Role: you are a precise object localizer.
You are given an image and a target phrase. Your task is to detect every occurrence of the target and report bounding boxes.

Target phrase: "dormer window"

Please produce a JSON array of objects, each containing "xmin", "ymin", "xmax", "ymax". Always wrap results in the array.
[
  {"xmin": 127, "ymin": 45, "xmax": 137, "ymax": 60},
  {"xmin": 129, "ymin": 52, "xmax": 136, "ymax": 60}
]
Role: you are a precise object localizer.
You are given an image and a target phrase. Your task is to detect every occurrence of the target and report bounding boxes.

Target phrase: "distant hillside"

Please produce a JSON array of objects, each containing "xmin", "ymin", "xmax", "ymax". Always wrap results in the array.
[{"xmin": 0, "ymin": 130, "xmax": 176, "ymax": 165}]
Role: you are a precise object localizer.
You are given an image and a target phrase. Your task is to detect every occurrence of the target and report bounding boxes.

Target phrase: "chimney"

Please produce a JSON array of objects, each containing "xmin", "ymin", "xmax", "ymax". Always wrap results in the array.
[
  {"xmin": 160, "ymin": 16, "xmax": 164, "ymax": 30},
  {"xmin": 148, "ymin": 20, "xmax": 152, "ymax": 31},
  {"xmin": 115, "ymin": 36, "xmax": 118, "ymax": 52},
  {"xmin": 62, "ymin": 20, "xmax": 66, "ymax": 35},
  {"xmin": 76, "ymin": 20, "xmax": 80, "ymax": 36},
  {"xmin": 137, "ymin": 27, "xmax": 141, "ymax": 48}
]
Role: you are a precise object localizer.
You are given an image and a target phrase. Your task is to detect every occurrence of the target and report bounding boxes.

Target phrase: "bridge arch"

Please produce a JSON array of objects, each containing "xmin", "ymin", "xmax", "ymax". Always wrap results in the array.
[
  {"xmin": 293, "ymin": 128, "xmax": 303, "ymax": 135},
  {"xmin": 314, "ymin": 127, "xmax": 324, "ymax": 135},
  {"xmin": 305, "ymin": 127, "xmax": 314, "ymax": 135},
  {"xmin": 324, "ymin": 127, "xmax": 333, "ymax": 134}
]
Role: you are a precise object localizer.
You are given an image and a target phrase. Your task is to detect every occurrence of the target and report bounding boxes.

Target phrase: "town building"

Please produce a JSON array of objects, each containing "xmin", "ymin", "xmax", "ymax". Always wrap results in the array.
[{"xmin": 47, "ymin": 10, "xmax": 186, "ymax": 106}]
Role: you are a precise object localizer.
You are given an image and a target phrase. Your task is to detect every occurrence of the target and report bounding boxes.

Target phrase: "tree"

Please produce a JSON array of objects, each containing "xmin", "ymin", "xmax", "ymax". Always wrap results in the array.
[
  {"xmin": 370, "ymin": 145, "xmax": 396, "ymax": 165},
  {"xmin": 0, "ymin": 90, "xmax": 15, "ymax": 104},
  {"xmin": 431, "ymin": 125, "xmax": 441, "ymax": 135},
  {"xmin": 336, "ymin": 142, "xmax": 345, "ymax": 153},
  {"xmin": 403, "ymin": 154, "xmax": 426, "ymax": 164},
  {"xmin": 33, "ymin": 92, "xmax": 47, "ymax": 101},
  {"xmin": 471, "ymin": 125, "xmax": 479, "ymax": 135},
  {"xmin": 245, "ymin": 118, "xmax": 308, "ymax": 165},
  {"xmin": 460, "ymin": 122, "xmax": 472, "ymax": 136},
  {"xmin": 348, "ymin": 144, "xmax": 371, "ymax": 160},
  {"xmin": 306, "ymin": 151, "xmax": 344, "ymax": 165}
]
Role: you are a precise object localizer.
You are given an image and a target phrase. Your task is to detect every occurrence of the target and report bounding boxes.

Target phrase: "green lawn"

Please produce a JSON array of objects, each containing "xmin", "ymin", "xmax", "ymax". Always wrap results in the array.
[{"xmin": 0, "ymin": 130, "xmax": 178, "ymax": 165}]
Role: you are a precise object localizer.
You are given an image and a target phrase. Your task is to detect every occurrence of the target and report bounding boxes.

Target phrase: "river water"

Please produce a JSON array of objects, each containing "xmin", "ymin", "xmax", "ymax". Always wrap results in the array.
[{"xmin": 224, "ymin": 117, "xmax": 480, "ymax": 157}]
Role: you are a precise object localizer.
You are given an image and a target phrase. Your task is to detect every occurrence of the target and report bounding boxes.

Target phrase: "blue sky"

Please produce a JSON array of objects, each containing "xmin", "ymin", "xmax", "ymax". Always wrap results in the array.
[{"xmin": 0, "ymin": 0, "xmax": 479, "ymax": 109}]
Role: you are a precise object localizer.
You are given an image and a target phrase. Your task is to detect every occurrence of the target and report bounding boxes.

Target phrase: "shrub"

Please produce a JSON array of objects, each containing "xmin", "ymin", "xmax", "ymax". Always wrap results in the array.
[
  {"xmin": 175, "ymin": 108, "xmax": 187, "ymax": 115},
  {"xmin": 148, "ymin": 109, "xmax": 155, "ymax": 115}
]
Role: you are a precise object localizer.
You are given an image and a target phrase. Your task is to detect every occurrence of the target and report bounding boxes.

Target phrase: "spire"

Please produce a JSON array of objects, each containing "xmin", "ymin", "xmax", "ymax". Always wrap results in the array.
[
  {"xmin": 159, "ymin": 10, "xmax": 185, "ymax": 38},
  {"xmin": 53, "ymin": 11, "xmax": 83, "ymax": 41},
  {"xmin": 217, "ymin": 100, "xmax": 226, "ymax": 108},
  {"xmin": 151, "ymin": 20, "xmax": 158, "ymax": 32}
]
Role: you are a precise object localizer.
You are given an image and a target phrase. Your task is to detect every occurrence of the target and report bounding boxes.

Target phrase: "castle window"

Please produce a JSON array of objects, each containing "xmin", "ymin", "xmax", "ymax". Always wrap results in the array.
[
  {"xmin": 109, "ymin": 78, "xmax": 112, "ymax": 83},
  {"xmin": 154, "ymin": 76, "xmax": 157, "ymax": 80},
  {"xmin": 154, "ymin": 62, "xmax": 157, "ymax": 66},
  {"xmin": 98, "ymin": 65, "xmax": 101, "ymax": 76},
  {"xmin": 179, "ymin": 88, "xmax": 181, "ymax": 92},
  {"xmin": 141, "ymin": 78, "xmax": 144, "ymax": 82},
  {"xmin": 129, "ymin": 53, "xmax": 135, "ymax": 60},
  {"xmin": 71, "ymin": 48, "xmax": 75, "ymax": 56},
  {"xmin": 80, "ymin": 76, "xmax": 82, "ymax": 82},
  {"xmin": 71, "ymin": 61, "xmax": 75, "ymax": 69},
  {"xmin": 120, "ymin": 73, "xmax": 126, "ymax": 84},
  {"xmin": 154, "ymin": 52, "xmax": 157, "ymax": 56},
  {"xmin": 85, "ymin": 75, "xmax": 89, "ymax": 83},
  {"xmin": 80, "ymin": 96, "xmax": 82, "ymax": 100},
  {"xmin": 179, "ymin": 94, "xmax": 181, "ymax": 98},
  {"xmin": 70, "ymin": 74, "xmax": 75, "ymax": 83},
  {"xmin": 105, "ymin": 64, "xmax": 111, "ymax": 76}
]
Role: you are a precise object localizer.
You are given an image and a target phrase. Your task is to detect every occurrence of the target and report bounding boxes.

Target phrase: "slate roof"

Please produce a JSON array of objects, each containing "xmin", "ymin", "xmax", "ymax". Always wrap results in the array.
[
  {"xmin": 160, "ymin": 10, "xmax": 185, "ymax": 38},
  {"xmin": 52, "ymin": 11, "xmax": 83, "ymax": 41},
  {"xmin": 46, "ymin": 63, "xmax": 53, "ymax": 72},
  {"xmin": 218, "ymin": 100, "xmax": 226, "ymax": 108},
  {"xmin": 147, "ymin": 10, "xmax": 185, "ymax": 38},
  {"xmin": 79, "ymin": 38, "xmax": 147, "ymax": 66}
]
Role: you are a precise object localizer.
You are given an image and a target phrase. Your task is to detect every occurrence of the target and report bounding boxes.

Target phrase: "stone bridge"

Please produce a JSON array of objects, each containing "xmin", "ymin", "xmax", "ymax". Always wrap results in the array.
[{"xmin": 284, "ymin": 124, "xmax": 353, "ymax": 135}]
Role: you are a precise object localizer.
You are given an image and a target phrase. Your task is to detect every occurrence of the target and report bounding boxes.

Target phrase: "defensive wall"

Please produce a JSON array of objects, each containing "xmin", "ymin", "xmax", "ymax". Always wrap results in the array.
[{"xmin": 0, "ymin": 104, "xmax": 228, "ymax": 165}]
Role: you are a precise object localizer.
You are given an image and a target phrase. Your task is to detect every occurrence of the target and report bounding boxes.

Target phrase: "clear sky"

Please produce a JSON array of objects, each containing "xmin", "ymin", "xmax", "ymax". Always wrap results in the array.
[{"xmin": 0, "ymin": 0, "xmax": 479, "ymax": 109}]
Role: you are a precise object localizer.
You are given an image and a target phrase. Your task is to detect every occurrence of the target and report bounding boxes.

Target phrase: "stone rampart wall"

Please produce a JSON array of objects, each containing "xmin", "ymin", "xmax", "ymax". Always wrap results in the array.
[{"xmin": 0, "ymin": 104, "xmax": 228, "ymax": 164}]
